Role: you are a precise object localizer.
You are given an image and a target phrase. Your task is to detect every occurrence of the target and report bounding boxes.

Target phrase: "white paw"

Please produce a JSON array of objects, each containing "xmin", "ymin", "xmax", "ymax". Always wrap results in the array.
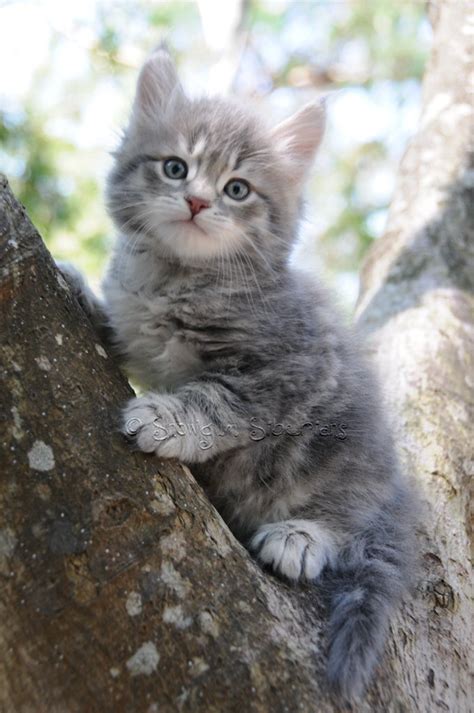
[
  {"xmin": 56, "ymin": 261, "xmax": 98, "ymax": 315},
  {"xmin": 249, "ymin": 519, "xmax": 337, "ymax": 582},
  {"xmin": 57, "ymin": 261, "xmax": 87, "ymax": 295},
  {"xmin": 122, "ymin": 394, "xmax": 179, "ymax": 457}
]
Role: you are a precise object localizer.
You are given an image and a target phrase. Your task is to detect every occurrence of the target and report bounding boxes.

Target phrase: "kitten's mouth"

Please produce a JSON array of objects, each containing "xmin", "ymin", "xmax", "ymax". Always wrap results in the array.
[{"xmin": 178, "ymin": 218, "xmax": 208, "ymax": 236}]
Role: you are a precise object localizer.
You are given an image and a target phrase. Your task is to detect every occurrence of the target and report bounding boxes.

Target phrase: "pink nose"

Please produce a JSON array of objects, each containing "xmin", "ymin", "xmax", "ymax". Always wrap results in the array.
[{"xmin": 186, "ymin": 195, "xmax": 210, "ymax": 216}]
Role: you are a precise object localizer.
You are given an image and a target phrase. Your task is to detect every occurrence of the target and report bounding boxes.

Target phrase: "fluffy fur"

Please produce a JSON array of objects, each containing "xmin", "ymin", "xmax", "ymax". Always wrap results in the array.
[{"xmin": 59, "ymin": 48, "xmax": 415, "ymax": 700}]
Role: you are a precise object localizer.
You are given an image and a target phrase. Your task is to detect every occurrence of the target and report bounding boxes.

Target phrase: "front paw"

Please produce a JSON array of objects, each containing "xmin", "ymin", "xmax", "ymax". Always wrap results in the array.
[
  {"xmin": 57, "ymin": 261, "xmax": 87, "ymax": 297},
  {"xmin": 121, "ymin": 395, "xmax": 180, "ymax": 458},
  {"xmin": 56, "ymin": 261, "xmax": 98, "ymax": 316}
]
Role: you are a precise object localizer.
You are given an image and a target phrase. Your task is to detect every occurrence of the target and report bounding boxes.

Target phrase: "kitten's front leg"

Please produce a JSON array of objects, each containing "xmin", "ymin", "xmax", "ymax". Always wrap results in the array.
[
  {"xmin": 56, "ymin": 261, "xmax": 115, "ymax": 351},
  {"xmin": 249, "ymin": 520, "xmax": 339, "ymax": 582},
  {"xmin": 122, "ymin": 386, "xmax": 248, "ymax": 462},
  {"xmin": 122, "ymin": 393, "xmax": 189, "ymax": 459}
]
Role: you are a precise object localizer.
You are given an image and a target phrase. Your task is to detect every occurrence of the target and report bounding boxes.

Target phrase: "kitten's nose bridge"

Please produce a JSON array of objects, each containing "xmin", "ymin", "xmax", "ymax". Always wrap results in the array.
[{"xmin": 186, "ymin": 195, "xmax": 210, "ymax": 216}]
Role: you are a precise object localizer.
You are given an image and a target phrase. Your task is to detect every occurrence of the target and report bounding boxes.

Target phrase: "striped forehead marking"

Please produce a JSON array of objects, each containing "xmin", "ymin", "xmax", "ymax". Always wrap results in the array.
[{"xmin": 190, "ymin": 137, "xmax": 206, "ymax": 158}]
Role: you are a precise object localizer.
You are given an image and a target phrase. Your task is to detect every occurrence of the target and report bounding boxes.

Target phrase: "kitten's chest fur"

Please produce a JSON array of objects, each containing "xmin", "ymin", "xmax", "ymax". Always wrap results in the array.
[{"xmin": 103, "ymin": 250, "xmax": 206, "ymax": 390}]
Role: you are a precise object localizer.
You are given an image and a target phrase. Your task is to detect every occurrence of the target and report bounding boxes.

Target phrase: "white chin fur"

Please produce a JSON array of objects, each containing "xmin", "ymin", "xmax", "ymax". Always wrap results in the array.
[{"xmin": 158, "ymin": 219, "xmax": 241, "ymax": 262}]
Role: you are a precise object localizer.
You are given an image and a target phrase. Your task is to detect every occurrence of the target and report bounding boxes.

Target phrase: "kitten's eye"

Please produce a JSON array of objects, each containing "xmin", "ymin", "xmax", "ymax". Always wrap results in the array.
[
  {"xmin": 224, "ymin": 179, "xmax": 250, "ymax": 201},
  {"xmin": 163, "ymin": 157, "xmax": 188, "ymax": 180}
]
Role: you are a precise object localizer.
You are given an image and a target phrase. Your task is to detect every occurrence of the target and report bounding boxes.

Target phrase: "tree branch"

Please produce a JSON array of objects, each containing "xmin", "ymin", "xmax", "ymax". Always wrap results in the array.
[
  {"xmin": 0, "ymin": 174, "xmax": 336, "ymax": 713},
  {"xmin": 356, "ymin": 0, "xmax": 473, "ymax": 710}
]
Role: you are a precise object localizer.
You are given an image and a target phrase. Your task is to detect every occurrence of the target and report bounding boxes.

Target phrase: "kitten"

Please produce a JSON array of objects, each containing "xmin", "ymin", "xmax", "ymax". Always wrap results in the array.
[{"xmin": 59, "ymin": 48, "xmax": 415, "ymax": 700}]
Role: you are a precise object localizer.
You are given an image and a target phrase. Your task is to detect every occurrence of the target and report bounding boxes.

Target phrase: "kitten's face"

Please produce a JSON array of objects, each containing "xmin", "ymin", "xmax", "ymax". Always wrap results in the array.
[{"xmin": 107, "ymin": 50, "xmax": 325, "ymax": 266}]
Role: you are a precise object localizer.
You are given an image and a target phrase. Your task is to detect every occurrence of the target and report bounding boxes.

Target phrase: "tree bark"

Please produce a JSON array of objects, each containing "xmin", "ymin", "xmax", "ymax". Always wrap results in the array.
[
  {"xmin": 355, "ymin": 0, "xmax": 473, "ymax": 710},
  {"xmin": 0, "ymin": 1, "xmax": 471, "ymax": 711}
]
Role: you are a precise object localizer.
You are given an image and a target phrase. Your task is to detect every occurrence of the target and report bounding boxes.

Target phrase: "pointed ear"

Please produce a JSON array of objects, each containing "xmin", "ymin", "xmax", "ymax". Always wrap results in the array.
[
  {"xmin": 132, "ymin": 47, "xmax": 185, "ymax": 121},
  {"xmin": 271, "ymin": 100, "xmax": 326, "ymax": 182}
]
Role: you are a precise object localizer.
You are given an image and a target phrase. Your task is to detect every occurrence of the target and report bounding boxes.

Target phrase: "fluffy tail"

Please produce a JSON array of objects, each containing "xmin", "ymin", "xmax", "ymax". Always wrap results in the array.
[{"xmin": 324, "ymin": 507, "xmax": 414, "ymax": 700}]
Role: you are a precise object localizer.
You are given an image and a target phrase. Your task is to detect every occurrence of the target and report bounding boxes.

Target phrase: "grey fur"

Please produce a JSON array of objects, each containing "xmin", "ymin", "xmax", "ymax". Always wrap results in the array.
[{"xmin": 59, "ymin": 49, "xmax": 416, "ymax": 700}]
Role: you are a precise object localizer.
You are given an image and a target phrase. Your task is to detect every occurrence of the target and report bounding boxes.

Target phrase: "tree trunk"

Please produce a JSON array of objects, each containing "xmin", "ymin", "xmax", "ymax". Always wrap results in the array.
[
  {"xmin": 354, "ymin": 0, "xmax": 473, "ymax": 708},
  {"xmin": 0, "ymin": 0, "xmax": 471, "ymax": 711}
]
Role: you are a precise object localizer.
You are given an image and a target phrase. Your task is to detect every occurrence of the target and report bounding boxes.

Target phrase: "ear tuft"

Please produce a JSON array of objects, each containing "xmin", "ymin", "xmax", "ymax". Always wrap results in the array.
[
  {"xmin": 271, "ymin": 99, "xmax": 326, "ymax": 180},
  {"xmin": 132, "ymin": 47, "xmax": 184, "ymax": 121}
]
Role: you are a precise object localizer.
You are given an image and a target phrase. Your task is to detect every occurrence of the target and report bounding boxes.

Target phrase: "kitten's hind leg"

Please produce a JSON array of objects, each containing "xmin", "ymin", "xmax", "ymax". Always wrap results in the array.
[{"xmin": 249, "ymin": 519, "xmax": 338, "ymax": 582}]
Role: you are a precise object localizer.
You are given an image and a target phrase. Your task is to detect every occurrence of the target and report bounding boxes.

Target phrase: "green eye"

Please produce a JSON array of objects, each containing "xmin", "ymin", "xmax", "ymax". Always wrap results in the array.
[
  {"xmin": 163, "ymin": 157, "xmax": 188, "ymax": 180},
  {"xmin": 224, "ymin": 179, "xmax": 250, "ymax": 201}
]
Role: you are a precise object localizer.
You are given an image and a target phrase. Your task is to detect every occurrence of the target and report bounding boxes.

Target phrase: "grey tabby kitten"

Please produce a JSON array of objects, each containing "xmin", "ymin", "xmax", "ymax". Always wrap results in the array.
[{"xmin": 59, "ymin": 48, "xmax": 415, "ymax": 700}]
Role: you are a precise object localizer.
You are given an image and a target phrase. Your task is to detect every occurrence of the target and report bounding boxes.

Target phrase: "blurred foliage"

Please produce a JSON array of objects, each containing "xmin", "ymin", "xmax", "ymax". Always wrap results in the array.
[
  {"xmin": 0, "ymin": 107, "xmax": 73, "ymax": 234},
  {"xmin": 0, "ymin": 0, "xmax": 430, "ymax": 303},
  {"xmin": 329, "ymin": 0, "xmax": 428, "ymax": 83}
]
